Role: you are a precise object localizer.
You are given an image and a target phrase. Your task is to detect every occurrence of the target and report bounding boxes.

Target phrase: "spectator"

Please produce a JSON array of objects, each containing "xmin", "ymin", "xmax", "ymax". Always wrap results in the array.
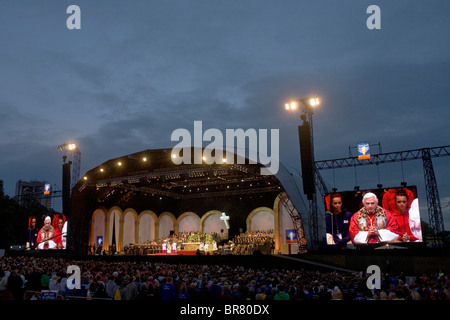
[
  {"xmin": 0, "ymin": 255, "xmax": 448, "ymax": 302},
  {"xmin": 7, "ymin": 268, "xmax": 24, "ymax": 300},
  {"xmin": 40, "ymin": 269, "xmax": 50, "ymax": 290},
  {"xmin": 124, "ymin": 275, "xmax": 138, "ymax": 300},
  {"xmin": 161, "ymin": 276, "xmax": 176, "ymax": 300},
  {"xmin": 176, "ymin": 283, "xmax": 190, "ymax": 300},
  {"xmin": 274, "ymin": 285, "xmax": 290, "ymax": 300},
  {"xmin": 49, "ymin": 274, "xmax": 58, "ymax": 291},
  {"xmin": 0, "ymin": 268, "xmax": 9, "ymax": 300},
  {"xmin": 105, "ymin": 274, "xmax": 118, "ymax": 298}
]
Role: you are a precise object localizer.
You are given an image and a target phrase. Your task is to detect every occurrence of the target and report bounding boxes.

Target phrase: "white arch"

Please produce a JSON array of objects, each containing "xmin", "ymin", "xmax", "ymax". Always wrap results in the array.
[
  {"xmin": 91, "ymin": 209, "xmax": 106, "ymax": 245},
  {"xmin": 158, "ymin": 212, "xmax": 176, "ymax": 239},
  {"xmin": 139, "ymin": 210, "xmax": 157, "ymax": 242},
  {"xmin": 123, "ymin": 209, "xmax": 137, "ymax": 246}
]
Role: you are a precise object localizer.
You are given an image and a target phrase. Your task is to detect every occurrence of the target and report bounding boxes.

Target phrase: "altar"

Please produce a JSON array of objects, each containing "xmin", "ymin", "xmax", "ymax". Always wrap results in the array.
[{"xmin": 183, "ymin": 243, "xmax": 200, "ymax": 251}]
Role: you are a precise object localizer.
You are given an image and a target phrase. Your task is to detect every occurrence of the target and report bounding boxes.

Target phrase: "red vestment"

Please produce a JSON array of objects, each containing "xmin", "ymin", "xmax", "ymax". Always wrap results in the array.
[
  {"xmin": 52, "ymin": 228, "xmax": 64, "ymax": 248},
  {"xmin": 382, "ymin": 188, "xmax": 418, "ymax": 241},
  {"xmin": 52, "ymin": 214, "xmax": 66, "ymax": 249},
  {"xmin": 349, "ymin": 207, "xmax": 400, "ymax": 243},
  {"xmin": 36, "ymin": 226, "xmax": 54, "ymax": 249}
]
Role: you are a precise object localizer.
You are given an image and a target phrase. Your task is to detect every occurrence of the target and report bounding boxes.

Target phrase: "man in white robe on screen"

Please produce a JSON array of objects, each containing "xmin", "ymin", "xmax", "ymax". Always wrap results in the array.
[
  {"xmin": 349, "ymin": 193, "xmax": 400, "ymax": 244},
  {"xmin": 36, "ymin": 216, "xmax": 57, "ymax": 249}
]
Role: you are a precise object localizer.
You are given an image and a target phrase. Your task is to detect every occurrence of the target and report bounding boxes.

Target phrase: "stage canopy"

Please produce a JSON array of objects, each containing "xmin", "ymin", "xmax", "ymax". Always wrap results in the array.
[{"xmin": 70, "ymin": 147, "xmax": 314, "ymax": 254}]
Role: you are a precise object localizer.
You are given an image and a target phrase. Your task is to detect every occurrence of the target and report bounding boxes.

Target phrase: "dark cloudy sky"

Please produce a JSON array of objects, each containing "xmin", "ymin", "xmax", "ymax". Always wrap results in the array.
[{"xmin": 1, "ymin": 1, "xmax": 449, "ymax": 228}]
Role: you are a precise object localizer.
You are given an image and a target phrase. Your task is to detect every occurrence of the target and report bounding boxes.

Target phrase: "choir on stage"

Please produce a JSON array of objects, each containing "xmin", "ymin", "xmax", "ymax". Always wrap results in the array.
[{"xmin": 88, "ymin": 230, "xmax": 275, "ymax": 256}]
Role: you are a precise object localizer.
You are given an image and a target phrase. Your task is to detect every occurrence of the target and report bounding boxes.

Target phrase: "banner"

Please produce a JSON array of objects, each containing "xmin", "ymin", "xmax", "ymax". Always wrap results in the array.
[{"xmin": 357, "ymin": 142, "xmax": 371, "ymax": 160}]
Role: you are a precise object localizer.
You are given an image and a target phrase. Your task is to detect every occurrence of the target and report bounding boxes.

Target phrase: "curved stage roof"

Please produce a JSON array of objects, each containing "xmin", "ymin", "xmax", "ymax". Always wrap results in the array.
[{"xmin": 70, "ymin": 147, "xmax": 313, "ymax": 253}]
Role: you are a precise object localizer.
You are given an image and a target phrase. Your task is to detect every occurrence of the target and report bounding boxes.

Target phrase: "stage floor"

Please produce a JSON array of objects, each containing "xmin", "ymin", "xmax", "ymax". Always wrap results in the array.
[{"xmin": 154, "ymin": 250, "xmax": 197, "ymax": 256}]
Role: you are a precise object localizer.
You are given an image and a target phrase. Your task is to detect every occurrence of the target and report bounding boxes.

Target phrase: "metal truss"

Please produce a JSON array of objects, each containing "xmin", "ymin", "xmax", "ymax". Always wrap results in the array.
[
  {"xmin": 315, "ymin": 145, "xmax": 450, "ymax": 170},
  {"xmin": 314, "ymin": 145, "xmax": 450, "ymax": 243},
  {"xmin": 277, "ymin": 193, "xmax": 308, "ymax": 254}
]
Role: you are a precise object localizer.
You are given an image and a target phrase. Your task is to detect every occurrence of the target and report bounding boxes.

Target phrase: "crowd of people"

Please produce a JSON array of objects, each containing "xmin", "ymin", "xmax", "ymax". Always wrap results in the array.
[
  {"xmin": 0, "ymin": 255, "xmax": 448, "ymax": 301},
  {"xmin": 232, "ymin": 230, "xmax": 275, "ymax": 255},
  {"xmin": 233, "ymin": 230, "xmax": 274, "ymax": 245}
]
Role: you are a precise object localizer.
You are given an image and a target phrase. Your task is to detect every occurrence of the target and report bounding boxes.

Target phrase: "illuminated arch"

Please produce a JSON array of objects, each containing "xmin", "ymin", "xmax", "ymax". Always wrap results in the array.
[
  {"xmin": 123, "ymin": 208, "xmax": 139, "ymax": 247},
  {"xmin": 158, "ymin": 211, "xmax": 176, "ymax": 239},
  {"xmin": 90, "ymin": 207, "xmax": 107, "ymax": 247},
  {"xmin": 138, "ymin": 210, "xmax": 158, "ymax": 242},
  {"xmin": 246, "ymin": 207, "xmax": 274, "ymax": 232},
  {"xmin": 201, "ymin": 210, "xmax": 229, "ymax": 238},
  {"xmin": 177, "ymin": 212, "xmax": 201, "ymax": 233}
]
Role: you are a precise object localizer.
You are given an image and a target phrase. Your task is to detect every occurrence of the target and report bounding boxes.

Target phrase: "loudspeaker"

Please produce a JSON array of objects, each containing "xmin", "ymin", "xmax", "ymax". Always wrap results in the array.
[
  {"xmin": 298, "ymin": 124, "xmax": 314, "ymax": 199},
  {"xmin": 62, "ymin": 162, "xmax": 71, "ymax": 216}
]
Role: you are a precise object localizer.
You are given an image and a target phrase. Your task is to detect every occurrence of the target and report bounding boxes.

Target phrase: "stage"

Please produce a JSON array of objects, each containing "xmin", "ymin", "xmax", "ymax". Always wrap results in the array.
[{"xmin": 154, "ymin": 250, "xmax": 197, "ymax": 256}]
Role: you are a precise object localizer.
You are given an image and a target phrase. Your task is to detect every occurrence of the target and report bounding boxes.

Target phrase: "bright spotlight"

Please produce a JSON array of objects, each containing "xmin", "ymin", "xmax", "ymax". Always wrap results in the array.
[
  {"xmin": 290, "ymin": 101, "xmax": 297, "ymax": 110},
  {"xmin": 309, "ymin": 98, "xmax": 320, "ymax": 106}
]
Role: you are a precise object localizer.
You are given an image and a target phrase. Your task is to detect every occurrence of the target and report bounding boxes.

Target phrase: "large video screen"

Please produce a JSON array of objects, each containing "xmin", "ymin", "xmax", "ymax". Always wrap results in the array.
[
  {"xmin": 27, "ymin": 214, "xmax": 68, "ymax": 250},
  {"xmin": 324, "ymin": 186, "xmax": 423, "ymax": 246}
]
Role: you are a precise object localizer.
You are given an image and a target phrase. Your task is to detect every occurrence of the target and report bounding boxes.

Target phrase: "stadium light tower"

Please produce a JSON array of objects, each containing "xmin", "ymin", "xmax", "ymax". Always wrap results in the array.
[
  {"xmin": 58, "ymin": 143, "xmax": 81, "ymax": 190},
  {"xmin": 285, "ymin": 97, "xmax": 320, "ymax": 197},
  {"xmin": 285, "ymin": 97, "xmax": 320, "ymax": 251},
  {"xmin": 57, "ymin": 143, "xmax": 81, "ymax": 218}
]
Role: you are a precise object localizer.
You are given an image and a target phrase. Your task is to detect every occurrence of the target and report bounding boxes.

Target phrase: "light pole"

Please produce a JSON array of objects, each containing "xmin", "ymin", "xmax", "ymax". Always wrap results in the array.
[
  {"xmin": 57, "ymin": 143, "xmax": 81, "ymax": 189},
  {"xmin": 57, "ymin": 143, "xmax": 81, "ymax": 250},
  {"xmin": 285, "ymin": 97, "xmax": 320, "ymax": 251}
]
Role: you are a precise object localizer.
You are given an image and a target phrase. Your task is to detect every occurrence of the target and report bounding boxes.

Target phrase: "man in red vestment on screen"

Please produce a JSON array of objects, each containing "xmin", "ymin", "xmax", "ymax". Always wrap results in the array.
[
  {"xmin": 36, "ymin": 216, "xmax": 57, "ymax": 249},
  {"xmin": 349, "ymin": 192, "xmax": 400, "ymax": 244},
  {"xmin": 382, "ymin": 188, "xmax": 421, "ymax": 242}
]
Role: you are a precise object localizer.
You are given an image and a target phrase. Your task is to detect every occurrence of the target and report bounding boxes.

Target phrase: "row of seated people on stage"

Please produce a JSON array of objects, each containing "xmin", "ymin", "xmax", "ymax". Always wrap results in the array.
[
  {"xmin": 90, "ymin": 230, "xmax": 275, "ymax": 256},
  {"xmin": 232, "ymin": 230, "xmax": 275, "ymax": 255},
  {"xmin": 233, "ymin": 230, "xmax": 275, "ymax": 245},
  {"xmin": 120, "ymin": 231, "xmax": 225, "ymax": 255}
]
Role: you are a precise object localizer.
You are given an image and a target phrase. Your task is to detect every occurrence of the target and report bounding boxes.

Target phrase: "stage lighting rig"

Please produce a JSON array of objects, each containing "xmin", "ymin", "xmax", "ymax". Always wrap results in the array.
[{"xmin": 284, "ymin": 96, "xmax": 321, "ymax": 251}]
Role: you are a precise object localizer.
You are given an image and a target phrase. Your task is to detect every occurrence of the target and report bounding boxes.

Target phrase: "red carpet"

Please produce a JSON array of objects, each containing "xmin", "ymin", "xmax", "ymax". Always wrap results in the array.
[{"xmin": 154, "ymin": 251, "xmax": 197, "ymax": 256}]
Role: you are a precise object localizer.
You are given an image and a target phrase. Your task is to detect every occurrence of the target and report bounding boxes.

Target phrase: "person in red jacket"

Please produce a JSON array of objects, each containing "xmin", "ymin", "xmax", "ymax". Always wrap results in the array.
[
  {"xmin": 52, "ymin": 214, "xmax": 66, "ymax": 249},
  {"xmin": 382, "ymin": 188, "xmax": 419, "ymax": 242}
]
